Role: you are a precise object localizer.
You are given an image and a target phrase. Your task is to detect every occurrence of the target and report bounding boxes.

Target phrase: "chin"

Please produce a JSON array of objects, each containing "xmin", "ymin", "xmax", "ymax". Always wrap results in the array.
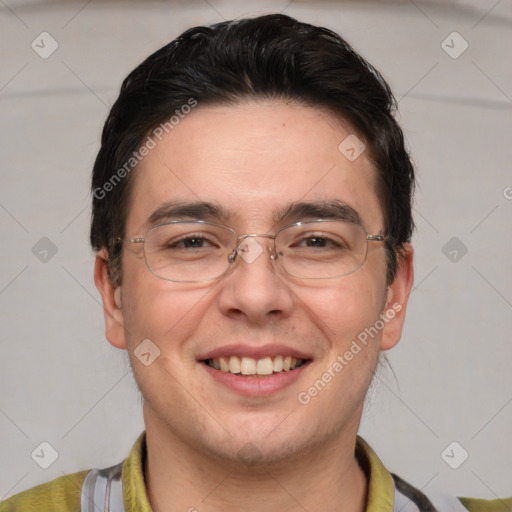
[
  {"xmin": 209, "ymin": 436, "xmax": 312, "ymax": 469},
  {"xmin": 200, "ymin": 414, "xmax": 325, "ymax": 468}
]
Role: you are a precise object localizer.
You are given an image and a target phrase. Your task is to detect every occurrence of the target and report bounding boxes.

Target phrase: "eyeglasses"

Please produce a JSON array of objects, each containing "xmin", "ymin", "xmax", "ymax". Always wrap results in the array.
[{"xmin": 122, "ymin": 219, "xmax": 385, "ymax": 283}]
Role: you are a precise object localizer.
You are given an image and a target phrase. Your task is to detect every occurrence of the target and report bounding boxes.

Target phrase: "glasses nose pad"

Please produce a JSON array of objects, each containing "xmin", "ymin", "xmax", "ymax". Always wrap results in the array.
[
  {"xmin": 228, "ymin": 238, "xmax": 277, "ymax": 265},
  {"xmin": 269, "ymin": 244, "xmax": 278, "ymax": 261},
  {"xmin": 227, "ymin": 248, "xmax": 238, "ymax": 264}
]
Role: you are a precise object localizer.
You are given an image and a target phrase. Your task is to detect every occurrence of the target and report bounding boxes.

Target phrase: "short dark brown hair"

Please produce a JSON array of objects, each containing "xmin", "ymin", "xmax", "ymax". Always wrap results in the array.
[{"xmin": 90, "ymin": 14, "xmax": 415, "ymax": 286}]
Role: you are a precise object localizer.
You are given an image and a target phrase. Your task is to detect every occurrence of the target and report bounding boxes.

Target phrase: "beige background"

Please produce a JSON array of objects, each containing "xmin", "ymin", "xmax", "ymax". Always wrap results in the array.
[{"xmin": 1, "ymin": 0, "xmax": 511, "ymax": 501}]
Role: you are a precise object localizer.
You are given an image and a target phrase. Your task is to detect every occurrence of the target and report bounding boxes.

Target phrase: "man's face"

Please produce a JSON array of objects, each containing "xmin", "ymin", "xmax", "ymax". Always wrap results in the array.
[{"xmin": 98, "ymin": 100, "xmax": 411, "ymax": 463}]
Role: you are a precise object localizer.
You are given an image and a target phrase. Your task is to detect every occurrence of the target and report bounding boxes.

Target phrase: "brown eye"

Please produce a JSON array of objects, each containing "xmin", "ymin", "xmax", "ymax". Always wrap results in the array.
[
  {"xmin": 303, "ymin": 237, "xmax": 328, "ymax": 247},
  {"xmin": 293, "ymin": 234, "xmax": 344, "ymax": 249},
  {"xmin": 173, "ymin": 237, "xmax": 210, "ymax": 248}
]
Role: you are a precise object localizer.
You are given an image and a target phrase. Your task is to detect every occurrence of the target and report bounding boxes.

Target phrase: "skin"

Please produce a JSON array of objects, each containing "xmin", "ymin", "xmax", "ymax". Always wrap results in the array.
[{"xmin": 95, "ymin": 100, "xmax": 414, "ymax": 512}]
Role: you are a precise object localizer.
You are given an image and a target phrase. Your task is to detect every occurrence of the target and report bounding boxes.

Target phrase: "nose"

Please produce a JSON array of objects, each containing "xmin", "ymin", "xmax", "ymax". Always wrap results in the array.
[
  {"xmin": 229, "ymin": 234, "xmax": 277, "ymax": 265},
  {"xmin": 218, "ymin": 235, "xmax": 294, "ymax": 324}
]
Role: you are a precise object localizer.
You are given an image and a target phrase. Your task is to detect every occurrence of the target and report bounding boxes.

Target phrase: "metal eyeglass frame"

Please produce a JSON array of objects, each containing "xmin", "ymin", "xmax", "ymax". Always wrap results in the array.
[{"xmin": 120, "ymin": 219, "xmax": 386, "ymax": 283}]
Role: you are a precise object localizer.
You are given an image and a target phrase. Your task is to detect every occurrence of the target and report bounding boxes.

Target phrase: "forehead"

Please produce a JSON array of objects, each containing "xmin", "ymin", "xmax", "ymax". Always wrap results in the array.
[{"xmin": 126, "ymin": 100, "xmax": 383, "ymax": 232}]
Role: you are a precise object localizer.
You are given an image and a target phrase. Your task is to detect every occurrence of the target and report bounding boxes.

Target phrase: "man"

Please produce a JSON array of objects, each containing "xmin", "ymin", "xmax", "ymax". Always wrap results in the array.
[{"xmin": 2, "ymin": 14, "xmax": 509, "ymax": 512}]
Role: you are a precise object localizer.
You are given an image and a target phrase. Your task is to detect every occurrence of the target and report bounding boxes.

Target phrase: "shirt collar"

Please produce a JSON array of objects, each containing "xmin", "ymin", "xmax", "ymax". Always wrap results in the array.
[
  {"xmin": 122, "ymin": 431, "xmax": 395, "ymax": 511},
  {"xmin": 356, "ymin": 436, "xmax": 395, "ymax": 512},
  {"xmin": 122, "ymin": 431, "xmax": 152, "ymax": 512}
]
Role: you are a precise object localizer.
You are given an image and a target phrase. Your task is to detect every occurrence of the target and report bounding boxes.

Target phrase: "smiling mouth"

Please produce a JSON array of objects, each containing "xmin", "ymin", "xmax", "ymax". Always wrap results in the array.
[{"xmin": 204, "ymin": 355, "xmax": 309, "ymax": 376}]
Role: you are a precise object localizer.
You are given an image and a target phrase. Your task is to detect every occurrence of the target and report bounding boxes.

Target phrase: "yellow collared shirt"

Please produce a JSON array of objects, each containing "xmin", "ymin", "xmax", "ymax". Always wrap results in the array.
[{"xmin": 1, "ymin": 432, "xmax": 509, "ymax": 511}]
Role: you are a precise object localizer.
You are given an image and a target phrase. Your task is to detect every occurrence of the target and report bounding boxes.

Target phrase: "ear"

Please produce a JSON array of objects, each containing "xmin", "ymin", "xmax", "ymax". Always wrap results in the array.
[
  {"xmin": 380, "ymin": 244, "xmax": 414, "ymax": 351},
  {"xmin": 94, "ymin": 248, "xmax": 127, "ymax": 350}
]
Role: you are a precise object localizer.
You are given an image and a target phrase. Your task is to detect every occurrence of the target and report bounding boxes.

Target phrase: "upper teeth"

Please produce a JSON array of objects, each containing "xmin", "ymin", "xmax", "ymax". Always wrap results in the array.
[{"xmin": 207, "ymin": 355, "xmax": 304, "ymax": 375}]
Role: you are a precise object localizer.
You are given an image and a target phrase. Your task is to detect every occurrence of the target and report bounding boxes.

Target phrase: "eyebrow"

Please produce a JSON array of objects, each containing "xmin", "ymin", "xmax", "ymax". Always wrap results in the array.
[
  {"xmin": 145, "ymin": 199, "xmax": 363, "ymax": 230},
  {"xmin": 273, "ymin": 200, "xmax": 363, "ymax": 226},
  {"xmin": 146, "ymin": 201, "xmax": 231, "ymax": 227}
]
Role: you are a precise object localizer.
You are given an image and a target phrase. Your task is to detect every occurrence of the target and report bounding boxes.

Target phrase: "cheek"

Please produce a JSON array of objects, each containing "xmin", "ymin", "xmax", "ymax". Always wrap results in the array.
[
  {"xmin": 294, "ymin": 280, "xmax": 386, "ymax": 426},
  {"xmin": 120, "ymin": 260, "xmax": 215, "ymax": 353},
  {"xmin": 295, "ymin": 269, "xmax": 387, "ymax": 348}
]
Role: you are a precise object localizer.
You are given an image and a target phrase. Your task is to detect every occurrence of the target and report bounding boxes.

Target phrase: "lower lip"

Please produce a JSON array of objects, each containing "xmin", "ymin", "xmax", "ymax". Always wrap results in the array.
[{"xmin": 201, "ymin": 362, "xmax": 310, "ymax": 397}]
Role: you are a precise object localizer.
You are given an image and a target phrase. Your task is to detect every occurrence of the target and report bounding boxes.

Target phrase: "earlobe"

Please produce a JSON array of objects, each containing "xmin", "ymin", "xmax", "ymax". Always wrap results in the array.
[
  {"xmin": 380, "ymin": 244, "xmax": 414, "ymax": 351},
  {"xmin": 94, "ymin": 249, "xmax": 127, "ymax": 350}
]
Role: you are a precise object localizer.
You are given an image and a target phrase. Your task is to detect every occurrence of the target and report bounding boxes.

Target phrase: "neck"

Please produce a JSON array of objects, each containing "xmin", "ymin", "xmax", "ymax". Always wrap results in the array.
[{"xmin": 143, "ymin": 410, "xmax": 368, "ymax": 512}]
